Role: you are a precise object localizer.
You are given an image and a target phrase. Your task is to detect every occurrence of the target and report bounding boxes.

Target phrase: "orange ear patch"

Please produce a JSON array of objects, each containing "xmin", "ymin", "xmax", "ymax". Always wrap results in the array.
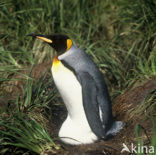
[{"xmin": 66, "ymin": 39, "xmax": 72, "ymax": 51}]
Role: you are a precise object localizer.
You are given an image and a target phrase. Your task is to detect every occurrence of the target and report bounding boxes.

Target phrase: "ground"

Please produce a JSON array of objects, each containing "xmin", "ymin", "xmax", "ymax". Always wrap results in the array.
[{"xmin": 0, "ymin": 62, "xmax": 155, "ymax": 155}]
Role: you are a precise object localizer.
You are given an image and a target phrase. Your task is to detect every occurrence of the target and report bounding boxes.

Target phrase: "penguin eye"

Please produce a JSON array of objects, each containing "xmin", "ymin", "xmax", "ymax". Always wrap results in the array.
[{"xmin": 66, "ymin": 39, "xmax": 72, "ymax": 51}]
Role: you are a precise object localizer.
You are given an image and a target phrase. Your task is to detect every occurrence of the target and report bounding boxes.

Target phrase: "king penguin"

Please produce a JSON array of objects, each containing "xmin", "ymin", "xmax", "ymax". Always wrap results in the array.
[{"xmin": 29, "ymin": 33, "xmax": 124, "ymax": 145}]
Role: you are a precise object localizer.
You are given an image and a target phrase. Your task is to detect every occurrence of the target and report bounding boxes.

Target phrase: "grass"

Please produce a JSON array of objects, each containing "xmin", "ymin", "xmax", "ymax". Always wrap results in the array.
[
  {"xmin": 0, "ymin": 114, "xmax": 56, "ymax": 154},
  {"xmin": 0, "ymin": 75, "xmax": 58, "ymax": 154},
  {"xmin": 0, "ymin": 0, "xmax": 156, "ymax": 154},
  {"xmin": 134, "ymin": 91, "xmax": 156, "ymax": 155}
]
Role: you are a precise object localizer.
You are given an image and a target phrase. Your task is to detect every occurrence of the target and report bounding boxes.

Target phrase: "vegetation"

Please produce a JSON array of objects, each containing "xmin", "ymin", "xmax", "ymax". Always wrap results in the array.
[{"xmin": 0, "ymin": 0, "xmax": 155, "ymax": 154}]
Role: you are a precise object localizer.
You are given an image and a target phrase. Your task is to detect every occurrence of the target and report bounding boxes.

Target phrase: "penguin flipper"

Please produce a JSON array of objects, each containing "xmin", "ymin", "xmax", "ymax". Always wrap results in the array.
[{"xmin": 77, "ymin": 72, "xmax": 105, "ymax": 138}]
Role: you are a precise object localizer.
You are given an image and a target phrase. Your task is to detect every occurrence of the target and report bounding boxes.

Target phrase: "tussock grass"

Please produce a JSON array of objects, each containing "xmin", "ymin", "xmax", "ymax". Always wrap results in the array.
[
  {"xmin": 0, "ymin": 75, "xmax": 58, "ymax": 154},
  {"xmin": 0, "ymin": 114, "xmax": 56, "ymax": 154}
]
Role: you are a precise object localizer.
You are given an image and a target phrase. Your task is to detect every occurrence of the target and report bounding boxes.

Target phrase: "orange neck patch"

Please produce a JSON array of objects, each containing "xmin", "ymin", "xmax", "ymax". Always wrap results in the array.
[
  {"xmin": 53, "ymin": 56, "xmax": 60, "ymax": 66},
  {"xmin": 52, "ymin": 56, "xmax": 62, "ymax": 72}
]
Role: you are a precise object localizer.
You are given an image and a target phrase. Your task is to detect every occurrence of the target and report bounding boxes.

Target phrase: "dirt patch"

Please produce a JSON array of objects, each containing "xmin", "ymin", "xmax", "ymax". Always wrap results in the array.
[
  {"xmin": 0, "ymin": 61, "xmax": 52, "ymax": 96},
  {"xmin": 113, "ymin": 77, "xmax": 156, "ymax": 121}
]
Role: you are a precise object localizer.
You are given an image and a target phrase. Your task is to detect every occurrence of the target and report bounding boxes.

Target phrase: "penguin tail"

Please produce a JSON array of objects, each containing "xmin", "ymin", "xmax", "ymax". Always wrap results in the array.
[{"xmin": 104, "ymin": 121, "xmax": 124, "ymax": 140}]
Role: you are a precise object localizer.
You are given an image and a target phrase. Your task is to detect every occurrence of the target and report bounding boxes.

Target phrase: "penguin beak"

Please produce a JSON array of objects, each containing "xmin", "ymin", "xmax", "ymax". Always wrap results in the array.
[{"xmin": 28, "ymin": 33, "xmax": 53, "ymax": 43}]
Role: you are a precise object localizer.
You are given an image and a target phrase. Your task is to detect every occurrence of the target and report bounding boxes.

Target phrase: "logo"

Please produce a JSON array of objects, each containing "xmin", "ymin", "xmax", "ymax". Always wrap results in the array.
[
  {"xmin": 121, "ymin": 143, "xmax": 130, "ymax": 153},
  {"xmin": 121, "ymin": 143, "xmax": 155, "ymax": 154}
]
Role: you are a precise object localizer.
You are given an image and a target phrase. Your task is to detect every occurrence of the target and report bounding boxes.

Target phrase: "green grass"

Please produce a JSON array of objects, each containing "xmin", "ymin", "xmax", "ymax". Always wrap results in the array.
[
  {"xmin": 134, "ymin": 91, "xmax": 156, "ymax": 155},
  {"xmin": 0, "ymin": 114, "xmax": 56, "ymax": 154},
  {"xmin": 135, "ymin": 109, "xmax": 156, "ymax": 155},
  {"xmin": 0, "ymin": 0, "xmax": 156, "ymax": 154},
  {"xmin": 0, "ymin": 75, "xmax": 58, "ymax": 154}
]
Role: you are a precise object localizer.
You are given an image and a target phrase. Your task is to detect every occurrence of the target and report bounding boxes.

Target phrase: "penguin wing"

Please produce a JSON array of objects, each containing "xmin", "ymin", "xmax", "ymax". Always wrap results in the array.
[{"xmin": 77, "ymin": 72, "xmax": 105, "ymax": 138}]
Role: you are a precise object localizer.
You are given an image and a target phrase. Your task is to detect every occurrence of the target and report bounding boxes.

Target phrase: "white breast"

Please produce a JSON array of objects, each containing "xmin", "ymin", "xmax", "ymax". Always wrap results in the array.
[{"xmin": 51, "ymin": 62, "xmax": 98, "ymax": 145}]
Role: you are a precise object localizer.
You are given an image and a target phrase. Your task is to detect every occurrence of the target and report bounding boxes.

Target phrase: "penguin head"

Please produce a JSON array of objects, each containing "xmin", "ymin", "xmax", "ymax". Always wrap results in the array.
[{"xmin": 28, "ymin": 33, "xmax": 72, "ymax": 55}]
